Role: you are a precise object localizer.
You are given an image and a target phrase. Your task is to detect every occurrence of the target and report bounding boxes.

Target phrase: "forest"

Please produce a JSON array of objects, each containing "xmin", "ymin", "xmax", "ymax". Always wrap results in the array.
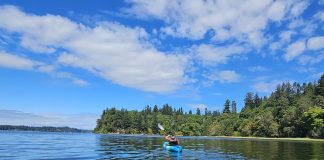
[
  {"xmin": 94, "ymin": 74, "xmax": 324, "ymax": 138},
  {"xmin": 0, "ymin": 125, "xmax": 87, "ymax": 133}
]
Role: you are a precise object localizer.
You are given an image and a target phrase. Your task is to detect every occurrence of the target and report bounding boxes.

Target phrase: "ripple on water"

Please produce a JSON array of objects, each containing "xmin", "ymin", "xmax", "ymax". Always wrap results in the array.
[{"xmin": 0, "ymin": 131, "xmax": 324, "ymax": 159}]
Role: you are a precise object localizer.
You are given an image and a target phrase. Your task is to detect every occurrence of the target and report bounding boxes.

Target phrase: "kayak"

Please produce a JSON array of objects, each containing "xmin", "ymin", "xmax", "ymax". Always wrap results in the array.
[{"xmin": 163, "ymin": 142, "xmax": 182, "ymax": 152}]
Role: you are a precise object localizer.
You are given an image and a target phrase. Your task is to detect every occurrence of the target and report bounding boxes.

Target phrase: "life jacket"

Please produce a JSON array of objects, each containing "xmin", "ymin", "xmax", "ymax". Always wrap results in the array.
[{"xmin": 168, "ymin": 135, "xmax": 178, "ymax": 145}]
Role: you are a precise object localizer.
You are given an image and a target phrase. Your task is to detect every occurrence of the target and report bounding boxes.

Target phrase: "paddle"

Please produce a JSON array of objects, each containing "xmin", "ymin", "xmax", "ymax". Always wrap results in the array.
[{"xmin": 158, "ymin": 123, "xmax": 165, "ymax": 131}]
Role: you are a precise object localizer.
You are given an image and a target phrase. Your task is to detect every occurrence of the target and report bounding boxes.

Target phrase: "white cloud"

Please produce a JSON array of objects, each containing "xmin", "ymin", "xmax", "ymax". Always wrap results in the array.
[
  {"xmin": 189, "ymin": 104, "xmax": 208, "ymax": 110},
  {"xmin": 124, "ymin": 0, "xmax": 303, "ymax": 48},
  {"xmin": 253, "ymin": 82, "xmax": 275, "ymax": 93},
  {"xmin": 288, "ymin": 18, "xmax": 305, "ymax": 29},
  {"xmin": 0, "ymin": 109, "xmax": 98, "ymax": 130},
  {"xmin": 0, "ymin": 51, "xmax": 89, "ymax": 87},
  {"xmin": 249, "ymin": 66, "xmax": 267, "ymax": 72},
  {"xmin": 308, "ymin": 72, "xmax": 324, "ymax": 80},
  {"xmin": 206, "ymin": 70, "xmax": 241, "ymax": 83},
  {"xmin": 307, "ymin": 36, "xmax": 324, "ymax": 50},
  {"xmin": 0, "ymin": 5, "xmax": 79, "ymax": 54},
  {"xmin": 314, "ymin": 11, "xmax": 324, "ymax": 20},
  {"xmin": 295, "ymin": 66, "xmax": 316, "ymax": 73},
  {"xmin": 298, "ymin": 52, "xmax": 324, "ymax": 65},
  {"xmin": 253, "ymin": 79, "xmax": 290, "ymax": 94},
  {"xmin": 284, "ymin": 40, "xmax": 306, "ymax": 61},
  {"xmin": 279, "ymin": 30, "xmax": 295, "ymax": 43},
  {"xmin": 194, "ymin": 44, "xmax": 245, "ymax": 66},
  {"xmin": 289, "ymin": 1, "xmax": 310, "ymax": 17},
  {"xmin": 0, "ymin": 5, "xmax": 188, "ymax": 93},
  {"xmin": 0, "ymin": 51, "xmax": 36, "ymax": 70},
  {"xmin": 269, "ymin": 42, "xmax": 281, "ymax": 52},
  {"xmin": 267, "ymin": 1, "xmax": 287, "ymax": 21}
]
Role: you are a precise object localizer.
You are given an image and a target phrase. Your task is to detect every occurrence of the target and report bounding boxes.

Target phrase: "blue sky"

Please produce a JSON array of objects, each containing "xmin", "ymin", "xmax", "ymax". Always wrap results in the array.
[{"xmin": 0, "ymin": 0, "xmax": 323, "ymax": 129}]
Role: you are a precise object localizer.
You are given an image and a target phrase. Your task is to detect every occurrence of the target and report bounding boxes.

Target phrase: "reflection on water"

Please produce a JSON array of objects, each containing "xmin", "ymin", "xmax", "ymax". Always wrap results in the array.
[{"xmin": 0, "ymin": 131, "xmax": 323, "ymax": 159}]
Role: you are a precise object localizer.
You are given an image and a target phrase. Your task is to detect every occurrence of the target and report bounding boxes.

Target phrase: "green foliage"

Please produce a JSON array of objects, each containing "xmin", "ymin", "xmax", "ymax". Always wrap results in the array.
[
  {"xmin": 302, "ymin": 107, "xmax": 324, "ymax": 138},
  {"xmin": 94, "ymin": 74, "xmax": 324, "ymax": 138},
  {"xmin": 223, "ymin": 99, "xmax": 231, "ymax": 113},
  {"xmin": 231, "ymin": 101, "xmax": 237, "ymax": 114}
]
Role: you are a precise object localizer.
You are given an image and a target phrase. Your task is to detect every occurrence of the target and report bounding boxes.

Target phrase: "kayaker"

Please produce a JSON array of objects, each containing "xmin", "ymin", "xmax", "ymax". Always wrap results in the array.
[{"xmin": 165, "ymin": 131, "xmax": 179, "ymax": 146}]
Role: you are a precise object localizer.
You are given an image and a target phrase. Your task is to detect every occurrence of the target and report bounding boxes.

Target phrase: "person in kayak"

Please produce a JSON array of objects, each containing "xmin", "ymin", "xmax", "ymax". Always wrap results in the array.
[{"xmin": 165, "ymin": 131, "xmax": 179, "ymax": 146}]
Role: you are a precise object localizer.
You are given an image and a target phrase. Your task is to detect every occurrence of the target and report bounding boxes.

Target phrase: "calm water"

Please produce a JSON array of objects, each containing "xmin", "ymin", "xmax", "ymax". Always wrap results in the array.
[{"xmin": 0, "ymin": 131, "xmax": 324, "ymax": 159}]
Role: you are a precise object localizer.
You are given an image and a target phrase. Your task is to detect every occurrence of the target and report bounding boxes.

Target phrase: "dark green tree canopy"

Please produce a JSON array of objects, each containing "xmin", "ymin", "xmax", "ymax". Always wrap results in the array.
[{"xmin": 94, "ymin": 74, "xmax": 324, "ymax": 138}]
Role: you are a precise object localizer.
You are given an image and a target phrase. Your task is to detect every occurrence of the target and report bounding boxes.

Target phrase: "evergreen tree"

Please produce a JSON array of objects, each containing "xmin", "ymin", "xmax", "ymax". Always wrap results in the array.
[
  {"xmin": 244, "ymin": 92, "xmax": 254, "ymax": 109},
  {"xmin": 212, "ymin": 110, "xmax": 220, "ymax": 116},
  {"xmin": 196, "ymin": 108, "xmax": 201, "ymax": 115},
  {"xmin": 315, "ymin": 74, "xmax": 324, "ymax": 96},
  {"xmin": 231, "ymin": 101, "xmax": 237, "ymax": 114},
  {"xmin": 144, "ymin": 105, "xmax": 151, "ymax": 114},
  {"xmin": 94, "ymin": 74, "xmax": 324, "ymax": 138},
  {"xmin": 153, "ymin": 105, "xmax": 159, "ymax": 113},
  {"xmin": 152, "ymin": 114, "xmax": 159, "ymax": 134},
  {"xmin": 253, "ymin": 94, "xmax": 262, "ymax": 108},
  {"xmin": 223, "ymin": 99, "xmax": 231, "ymax": 113}
]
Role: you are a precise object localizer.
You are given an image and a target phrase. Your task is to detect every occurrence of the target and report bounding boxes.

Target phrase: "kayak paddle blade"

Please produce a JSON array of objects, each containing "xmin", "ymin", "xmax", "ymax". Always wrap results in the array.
[{"xmin": 158, "ymin": 123, "xmax": 164, "ymax": 131}]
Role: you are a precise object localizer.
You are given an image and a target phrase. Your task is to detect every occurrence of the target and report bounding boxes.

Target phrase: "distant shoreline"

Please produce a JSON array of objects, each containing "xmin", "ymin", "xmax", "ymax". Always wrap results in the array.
[
  {"xmin": 0, "ymin": 125, "xmax": 92, "ymax": 133},
  {"xmin": 94, "ymin": 133, "xmax": 324, "ymax": 142}
]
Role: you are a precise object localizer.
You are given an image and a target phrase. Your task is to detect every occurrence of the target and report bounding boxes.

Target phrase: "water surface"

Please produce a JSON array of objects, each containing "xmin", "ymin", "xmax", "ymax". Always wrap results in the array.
[{"xmin": 0, "ymin": 131, "xmax": 323, "ymax": 159}]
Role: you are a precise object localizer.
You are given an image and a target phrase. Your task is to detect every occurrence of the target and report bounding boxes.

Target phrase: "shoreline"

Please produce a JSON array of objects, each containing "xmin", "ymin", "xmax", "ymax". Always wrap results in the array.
[
  {"xmin": 94, "ymin": 132, "xmax": 324, "ymax": 142},
  {"xmin": 3, "ymin": 130, "xmax": 324, "ymax": 142},
  {"xmin": 208, "ymin": 136, "xmax": 324, "ymax": 142}
]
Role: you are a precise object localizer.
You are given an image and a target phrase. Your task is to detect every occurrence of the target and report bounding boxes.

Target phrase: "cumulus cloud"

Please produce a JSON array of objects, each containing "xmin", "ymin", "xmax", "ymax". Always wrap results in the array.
[
  {"xmin": 314, "ymin": 11, "xmax": 324, "ymax": 20},
  {"xmin": 289, "ymin": 1, "xmax": 310, "ymax": 17},
  {"xmin": 189, "ymin": 104, "xmax": 208, "ymax": 110},
  {"xmin": 279, "ymin": 30, "xmax": 295, "ymax": 43},
  {"xmin": 253, "ymin": 79, "xmax": 291, "ymax": 94},
  {"xmin": 298, "ymin": 52, "xmax": 324, "ymax": 65},
  {"xmin": 0, "ymin": 51, "xmax": 89, "ymax": 87},
  {"xmin": 307, "ymin": 36, "xmax": 324, "ymax": 50},
  {"xmin": 206, "ymin": 70, "xmax": 241, "ymax": 84},
  {"xmin": 249, "ymin": 66, "xmax": 267, "ymax": 72},
  {"xmin": 124, "ymin": 0, "xmax": 303, "ymax": 48},
  {"xmin": 284, "ymin": 40, "xmax": 306, "ymax": 61},
  {"xmin": 194, "ymin": 44, "xmax": 245, "ymax": 66},
  {"xmin": 0, "ymin": 51, "xmax": 36, "ymax": 70},
  {"xmin": 0, "ymin": 5, "xmax": 188, "ymax": 93},
  {"xmin": 0, "ymin": 109, "xmax": 98, "ymax": 130}
]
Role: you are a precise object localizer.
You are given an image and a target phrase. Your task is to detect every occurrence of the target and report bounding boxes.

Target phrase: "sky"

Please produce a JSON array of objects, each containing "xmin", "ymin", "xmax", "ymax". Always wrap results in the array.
[{"xmin": 0, "ymin": 0, "xmax": 323, "ymax": 129}]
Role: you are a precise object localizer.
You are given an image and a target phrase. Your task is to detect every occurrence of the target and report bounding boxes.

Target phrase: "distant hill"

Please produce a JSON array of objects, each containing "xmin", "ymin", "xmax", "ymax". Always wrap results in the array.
[{"xmin": 0, "ymin": 125, "xmax": 92, "ymax": 133}]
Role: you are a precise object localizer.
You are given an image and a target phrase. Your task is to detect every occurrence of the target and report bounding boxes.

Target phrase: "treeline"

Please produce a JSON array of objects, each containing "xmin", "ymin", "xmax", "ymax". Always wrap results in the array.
[
  {"xmin": 0, "ymin": 125, "xmax": 88, "ymax": 133},
  {"xmin": 94, "ymin": 74, "xmax": 324, "ymax": 138}
]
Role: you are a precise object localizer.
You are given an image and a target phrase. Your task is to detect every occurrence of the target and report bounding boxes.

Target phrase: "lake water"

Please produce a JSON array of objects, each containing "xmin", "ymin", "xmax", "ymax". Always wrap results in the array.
[{"xmin": 1, "ymin": 131, "xmax": 324, "ymax": 159}]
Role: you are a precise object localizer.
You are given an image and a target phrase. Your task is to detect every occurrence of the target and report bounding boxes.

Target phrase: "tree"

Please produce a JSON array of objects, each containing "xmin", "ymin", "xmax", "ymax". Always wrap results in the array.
[
  {"xmin": 144, "ymin": 105, "xmax": 151, "ymax": 114},
  {"xmin": 153, "ymin": 105, "xmax": 159, "ymax": 113},
  {"xmin": 244, "ymin": 92, "xmax": 254, "ymax": 110},
  {"xmin": 223, "ymin": 99, "xmax": 231, "ymax": 113},
  {"xmin": 302, "ymin": 107, "xmax": 324, "ymax": 138},
  {"xmin": 315, "ymin": 74, "xmax": 324, "ymax": 96},
  {"xmin": 231, "ymin": 101, "xmax": 237, "ymax": 114},
  {"xmin": 152, "ymin": 114, "xmax": 159, "ymax": 134},
  {"xmin": 253, "ymin": 94, "xmax": 262, "ymax": 108},
  {"xmin": 213, "ymin": 110, "xmax": 220, "ymax": 117},
  {"xmin": 93, "ymin": 75, "xmax": 324, "ymax": 138},
  {"xmin": 196, "ymin": 108, "xmax": 201, "ymax": 115}
]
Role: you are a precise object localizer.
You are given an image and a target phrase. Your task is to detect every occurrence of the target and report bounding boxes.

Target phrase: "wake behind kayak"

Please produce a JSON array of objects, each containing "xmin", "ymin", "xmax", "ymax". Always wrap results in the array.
[{"xmin": 163, "ymin": 142, "xmax": 182, "ymax": 152}]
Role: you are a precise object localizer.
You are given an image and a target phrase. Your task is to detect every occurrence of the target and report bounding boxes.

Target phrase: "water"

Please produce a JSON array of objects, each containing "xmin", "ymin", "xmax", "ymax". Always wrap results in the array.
[{"xmin": 0, "ymin": 131, "xmax": 324, "ymax": 159}]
